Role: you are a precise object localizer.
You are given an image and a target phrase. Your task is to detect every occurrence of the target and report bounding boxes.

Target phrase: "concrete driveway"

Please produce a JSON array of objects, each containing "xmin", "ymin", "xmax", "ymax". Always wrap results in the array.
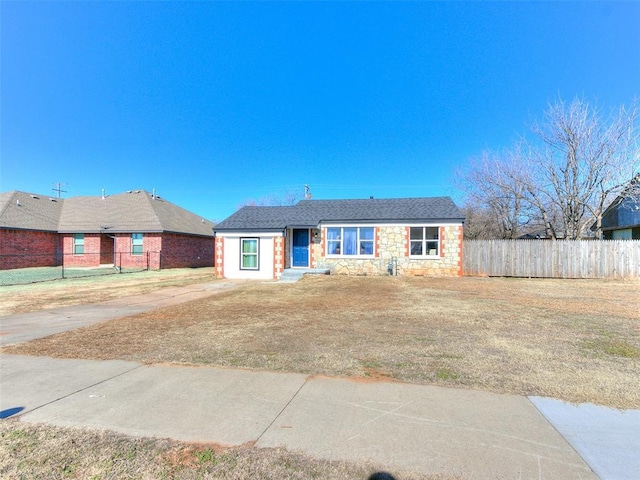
[{"xmin": 0, "ymin": 280, "xmax": 242, "ymax": 346}]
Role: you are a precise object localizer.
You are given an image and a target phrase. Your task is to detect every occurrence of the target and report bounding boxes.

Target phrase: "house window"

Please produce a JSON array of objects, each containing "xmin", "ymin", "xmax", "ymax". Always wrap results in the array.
[
  {"xmin": 241, "ymin": 238, "xmax": 259, "ymax": 269},
  {"xmin": 410, "ymin": 227, "xmax": 439, "ymax": 256},
  {"xmin": 73, "ymin": 234, "xmax": 84, "ymax": 255},
  {"xmin": 326, "ymin": 227, "xmax": 375, "ymax": 256},
  {"xmin": 132, "ymin": 233, "xmax": 143, "ymax": 255}
]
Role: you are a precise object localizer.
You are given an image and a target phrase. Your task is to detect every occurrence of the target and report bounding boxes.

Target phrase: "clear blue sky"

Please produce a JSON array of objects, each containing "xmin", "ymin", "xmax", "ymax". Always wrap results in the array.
[{"xmin": 2, "ymin": 1, "xmax": 639, "ymax": 222}]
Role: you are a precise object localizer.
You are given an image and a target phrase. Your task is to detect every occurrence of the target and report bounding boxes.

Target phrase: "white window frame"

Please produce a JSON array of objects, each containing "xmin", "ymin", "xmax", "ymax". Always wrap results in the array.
[
  {"xmin": 409, "ymin": 226, "xmax": 440, "ymax": 257},
  {"xmin": 131, "ymin": 233, "xmax": 143, "ymax": 255},
  {"xmin": 326, "ymin": 226, "xmax": 375, "ymax": 257},
  {"xmin": 240, "ymin": 238, "xmax": 259, "ymax": 270},
  {"xmin": 73, "ymin": 233, "xmax": 84, "ymax": 255}
]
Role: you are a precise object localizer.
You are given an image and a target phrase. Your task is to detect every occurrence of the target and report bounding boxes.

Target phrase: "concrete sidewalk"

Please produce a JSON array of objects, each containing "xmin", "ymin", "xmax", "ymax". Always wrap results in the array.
[
  {"xmin": 1, "ymin": 279, "xmax": 638, "ymax": 478},
  {"xmin": 1, "ymin": 354, "xmax": 595, "ymax": 479}
]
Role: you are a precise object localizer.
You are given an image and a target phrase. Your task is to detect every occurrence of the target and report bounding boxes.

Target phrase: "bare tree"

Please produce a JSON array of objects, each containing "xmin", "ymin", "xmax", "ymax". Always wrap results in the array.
[
  {"xmin": 461, "ymin": 202, "xmax": 507, "ymax": 240},
  {"xmin": 458, "ymin": 97, "xmax": 639, "ymax": 239},
  {"xmin": 238, "ymin": 187, "xmax": 303, "ymax": 208},
  {"xmin": 529, "ymin": 97, "xmax": 639, "ymax": 238},
  {"xmin": 457, "ymin": 148, "xmax": 533, "ymax": 239}
]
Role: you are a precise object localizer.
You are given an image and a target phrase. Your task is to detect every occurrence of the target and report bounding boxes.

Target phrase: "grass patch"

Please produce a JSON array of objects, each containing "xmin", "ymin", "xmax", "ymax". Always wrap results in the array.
[
  {"xmin": 435, "ymin": 368, "xmax": 460, "ymax": 381},
  {"xmin": 584, "ymin": 338, "xmax": 640, "ymax": 359},
  {"xmin": 605, "ymin": 341, "xmax": 640, "ymax": 358},
  {"xmin": 0, "ymin": 420, "xmax": 450, "ymax": 480}
]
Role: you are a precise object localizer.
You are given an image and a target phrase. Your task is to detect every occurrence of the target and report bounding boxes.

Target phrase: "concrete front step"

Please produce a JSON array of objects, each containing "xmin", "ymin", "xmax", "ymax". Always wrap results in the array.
[{"xmin": 279, "ymin": 268, "xmax": 330, "ymax": 282}]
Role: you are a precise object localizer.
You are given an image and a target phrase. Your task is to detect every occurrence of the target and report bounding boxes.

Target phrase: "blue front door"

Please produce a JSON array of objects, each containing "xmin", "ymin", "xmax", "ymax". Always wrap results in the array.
[{"xmin": 292, "ymin": 229, "xmax": 309, "ymax": 267}]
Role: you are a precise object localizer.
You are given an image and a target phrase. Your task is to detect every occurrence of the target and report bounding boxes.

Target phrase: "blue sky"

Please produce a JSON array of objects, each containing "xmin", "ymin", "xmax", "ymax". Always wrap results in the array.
[{"xmin": 2, "ymin": 1, "xmax": 639, "ymax": 222}]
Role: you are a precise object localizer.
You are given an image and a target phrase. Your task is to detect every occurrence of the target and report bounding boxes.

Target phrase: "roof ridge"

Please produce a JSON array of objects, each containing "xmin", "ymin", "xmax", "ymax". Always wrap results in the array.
[{"xmin": 139, "ymin": 190, "xmax": 163, "ymax": 228}]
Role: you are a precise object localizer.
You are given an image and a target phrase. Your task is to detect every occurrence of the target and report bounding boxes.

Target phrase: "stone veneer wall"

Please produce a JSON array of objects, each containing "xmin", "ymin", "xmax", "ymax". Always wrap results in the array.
[{"xmin": 314, "ymin": 225, "xmax": 463, "ymax": 277}]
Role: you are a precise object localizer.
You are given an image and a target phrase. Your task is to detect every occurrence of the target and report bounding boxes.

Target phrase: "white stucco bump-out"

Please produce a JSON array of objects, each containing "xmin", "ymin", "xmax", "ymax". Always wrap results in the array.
[{"xmin": 217, "ymin": 232, "xmax": 280, "ymax": 280}]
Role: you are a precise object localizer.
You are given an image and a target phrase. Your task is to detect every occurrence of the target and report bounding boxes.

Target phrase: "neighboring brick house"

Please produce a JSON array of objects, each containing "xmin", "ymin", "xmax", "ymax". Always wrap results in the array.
[
  {"xmin": 0, "ymin": 190, "xmax": 215, "ymax": 270},
  {"xmin": 214, "ymin": 197, "xmax": 465, "ymax": 280},
  {"xmin": 0, "ymin": 191, "xmax": 64, "ymax": 270}
]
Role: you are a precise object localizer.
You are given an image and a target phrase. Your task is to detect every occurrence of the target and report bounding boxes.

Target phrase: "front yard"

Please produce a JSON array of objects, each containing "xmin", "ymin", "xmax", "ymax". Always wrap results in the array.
[{"xmin": 4, "ymin": 275, "xmax": 639, "ymax": 409}]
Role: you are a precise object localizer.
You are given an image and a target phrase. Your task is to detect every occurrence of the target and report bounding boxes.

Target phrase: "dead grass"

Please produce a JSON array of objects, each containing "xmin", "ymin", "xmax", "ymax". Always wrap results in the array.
[
  {"xmin": 0, "ymin": 419, "xmax": 450, "ymax": 480},
  {"xmin": 5, "ymin": 275, "xmax": 639, "ymax": 409},
  {"xmin": 0, "ymin": 267, "xmax": 217, "ymax": 315}
]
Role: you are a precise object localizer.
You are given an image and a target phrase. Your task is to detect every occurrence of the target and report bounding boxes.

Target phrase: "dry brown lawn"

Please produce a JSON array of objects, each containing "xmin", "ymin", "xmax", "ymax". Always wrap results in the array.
[
  {"xmin": 0, "ymin": 419, "xmax": 446, "ymax": 480},
  {"xmin": 0, "ymin": 267, "xmax": 218, "ymax": 315},
  {"xmin": 4, "ymin": 275, "xmax": 639, "ymax": 409}
]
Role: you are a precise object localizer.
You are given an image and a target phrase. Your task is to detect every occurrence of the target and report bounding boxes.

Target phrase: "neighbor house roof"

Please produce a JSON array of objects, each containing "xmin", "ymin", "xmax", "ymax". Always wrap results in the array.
[
  {"xmin": 0, "ymin": 191, "xmax": 64, "ymax": 232},
  {"xmin": 0, "ymin": 190, "xmax": 214, "ymax": 237},
  {"xmin": 591, "ymin": 175, "xmax": 640, "ymax": 232},
  {"xmin": 215, "ymin": 197, "xmax": 465, "ymax": 232}
]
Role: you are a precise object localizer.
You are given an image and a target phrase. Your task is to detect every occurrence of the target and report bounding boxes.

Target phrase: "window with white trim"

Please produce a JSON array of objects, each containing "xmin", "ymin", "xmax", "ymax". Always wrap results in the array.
[
  {"xmin": 241, "ymin": 238, "xmax": 259, "ymax": 269},
  {"xmin": 73, "ymin": 233, "xmax": 84, "ymax": 255},
  {"xmin": 410, "ymin": 227, "xmax": 439, "ymax": 256},
  {"xmin": 326, "ymin": 227, "xmax": 374, "ymax": 256},
  {"xmin": 131, "ymin": 233, "xmax": 143, "ymax": 255}
]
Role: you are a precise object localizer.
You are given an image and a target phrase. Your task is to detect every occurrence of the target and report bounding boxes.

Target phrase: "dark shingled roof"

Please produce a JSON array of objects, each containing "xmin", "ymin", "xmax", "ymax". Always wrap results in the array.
[
  {"xmin": 0, "ymin": 190, "xmax": 214, "ymax": 237},
  {"xmin": 215, "ymin": 197, "xmax": 464, "ymax": 231}
]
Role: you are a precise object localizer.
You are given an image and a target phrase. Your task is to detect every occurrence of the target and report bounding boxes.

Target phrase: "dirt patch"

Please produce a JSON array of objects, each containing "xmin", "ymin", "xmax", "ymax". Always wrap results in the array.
[{"xmin": 4, "ymin": 275, "xmax": 639, "ymax": 408}]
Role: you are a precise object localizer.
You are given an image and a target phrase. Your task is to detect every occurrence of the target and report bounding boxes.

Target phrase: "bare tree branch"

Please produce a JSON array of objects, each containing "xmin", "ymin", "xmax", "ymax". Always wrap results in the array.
[{"xmin": 458, "ymin": 96, "xmax": 639, "ymax": 239}]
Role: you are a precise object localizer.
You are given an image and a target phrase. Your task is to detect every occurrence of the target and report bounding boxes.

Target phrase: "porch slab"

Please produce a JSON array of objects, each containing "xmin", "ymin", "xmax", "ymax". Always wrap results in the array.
[{"xmin": 279, "ymin": 268, "xmax": 330, "ymax": 282}]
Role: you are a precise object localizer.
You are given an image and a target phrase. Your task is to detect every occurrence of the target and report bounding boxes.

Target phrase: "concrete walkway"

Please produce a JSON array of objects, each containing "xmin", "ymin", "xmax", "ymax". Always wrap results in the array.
[
  {"xmin": 0, "ymin": 280, "xmax": 243, "ymax": 346},
  {"xmin": 0, "ymin": 280, "xmax": 638, "ymax": 479}
]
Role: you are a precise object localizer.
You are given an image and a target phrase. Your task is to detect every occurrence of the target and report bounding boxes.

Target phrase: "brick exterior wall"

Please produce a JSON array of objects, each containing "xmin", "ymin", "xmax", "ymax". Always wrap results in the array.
[
  {"xmin": 273, "ymin": 236, "xmax": 285, "ymax": 278},
  {"xmin": 0, "ymin": 229, "xmax": 61, "ymax": 269},
  {"xmin": 214, "ymin": 237, "xmax": 225, "ymax": 278},
  {"xmin": 160, "ymin": 233, "xmax": 213, "ymax": 269},
  {"xmin": 60, "ymin": 232, "xmax": 212, "ymax": 270},
  {"xmin": 62, "ymin": 233, "xmax": 102, "ymax": 267}
]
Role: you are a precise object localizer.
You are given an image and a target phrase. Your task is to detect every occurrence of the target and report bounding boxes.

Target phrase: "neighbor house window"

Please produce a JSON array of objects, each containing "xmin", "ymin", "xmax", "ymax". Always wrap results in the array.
[
  {"xmin": 410, "ymin": 227, "xmax": 439, "ymax": 256},
  {"xmin": 326, "ymin": 227, "xmax": 374, "ymax": 256},
  {"xmin": 131, "ymin": 233, "xmax": 143, "ymax": 255},
  {"xmin": 241, "ymin": 238, "xmax": 259, "ymax": 269},
  {"xmin": 73, "ymin": 234, "xmax": 84, "ymax": 255}
]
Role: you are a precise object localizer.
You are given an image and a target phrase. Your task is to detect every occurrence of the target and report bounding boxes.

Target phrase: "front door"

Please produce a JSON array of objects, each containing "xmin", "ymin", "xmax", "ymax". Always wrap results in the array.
[{"xmin": 292, "ymin": 229, "xmax": 309, "ymax": 267}]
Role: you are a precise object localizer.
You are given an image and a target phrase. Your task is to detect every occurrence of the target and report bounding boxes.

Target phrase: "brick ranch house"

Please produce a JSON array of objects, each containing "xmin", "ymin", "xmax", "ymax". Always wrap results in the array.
[
  {"xmin": 0, "ymin": 190, "xmax": 215, "ymax": 270},
  {"xmin": 214, "ymin": 196, "xmax": 465, "ymax": 280}
]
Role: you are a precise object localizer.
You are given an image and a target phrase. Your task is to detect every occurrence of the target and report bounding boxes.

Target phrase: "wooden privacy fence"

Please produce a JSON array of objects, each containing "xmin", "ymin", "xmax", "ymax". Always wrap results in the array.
[{"xmin": 463, "ymin": 239, "xmax": 640, "ymax": 278}]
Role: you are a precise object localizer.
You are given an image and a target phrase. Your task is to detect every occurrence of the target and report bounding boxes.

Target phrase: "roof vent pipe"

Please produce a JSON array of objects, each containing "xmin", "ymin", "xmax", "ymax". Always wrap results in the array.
[{"xmin": 102, "ymin": 189, "xmax": 106, "ymax": 199}]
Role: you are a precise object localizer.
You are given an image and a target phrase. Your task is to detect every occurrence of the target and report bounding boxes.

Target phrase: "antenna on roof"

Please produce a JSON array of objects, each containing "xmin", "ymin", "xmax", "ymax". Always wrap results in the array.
[
  {"xmin": 304, "ymin": 184, "xmax": 312, "ymax": 199},
  {"xmin": 52, "ymin": 182, "xmax": 67, "ymax": 198}
]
